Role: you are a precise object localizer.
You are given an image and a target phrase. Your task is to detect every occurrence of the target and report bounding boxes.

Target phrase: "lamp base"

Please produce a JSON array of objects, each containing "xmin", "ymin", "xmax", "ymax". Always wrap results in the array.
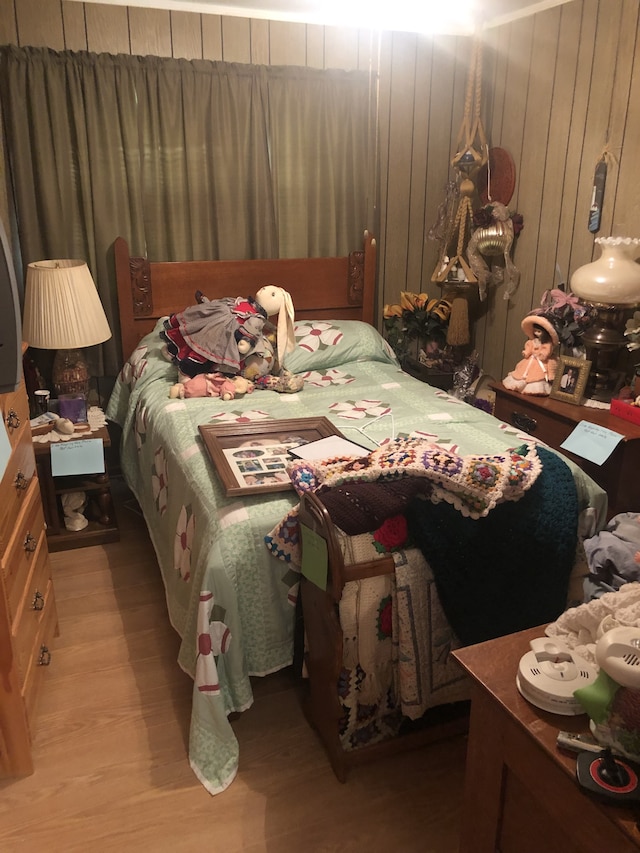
[
  {"xmin": 52, "ymin": 348, "xmax": 90, "ymax": 398},
  {"xmin": 581, "ymin": 304, "xmax": 631, "ymax": 402}
]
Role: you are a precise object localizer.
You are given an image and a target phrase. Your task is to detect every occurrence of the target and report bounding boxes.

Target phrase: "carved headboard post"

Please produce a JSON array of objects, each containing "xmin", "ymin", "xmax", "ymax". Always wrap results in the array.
[
  {"xmin": 114, "ymin": 237, "xmax": 154, "ymax": 364},
  {"xmin": 362, "ymin": 231, "xmax": 376, "ymax": 326},
  {"xmin": 347, "ymin": 231, "xmax": 376, "ymax": 327}
]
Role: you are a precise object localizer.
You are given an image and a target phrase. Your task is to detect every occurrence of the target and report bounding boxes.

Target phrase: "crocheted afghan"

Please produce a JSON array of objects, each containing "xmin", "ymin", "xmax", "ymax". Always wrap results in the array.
[
  {"xmin": 405, "ymin": 445, "xmax": 579, "ymax": 646},
  {"xmin": 288, "ymin": 435, "xmax": 542, "ymax": 523}
]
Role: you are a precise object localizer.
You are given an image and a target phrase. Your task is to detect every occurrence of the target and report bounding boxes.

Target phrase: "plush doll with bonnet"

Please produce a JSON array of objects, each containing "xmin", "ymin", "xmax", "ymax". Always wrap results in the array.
[
  {"xmin": 503, "ymin": 313, "xmax": 560, "ymax": 396},
  {"xmin": 161, "ymin": 285, "xmax": 296, "ymax": 378}
]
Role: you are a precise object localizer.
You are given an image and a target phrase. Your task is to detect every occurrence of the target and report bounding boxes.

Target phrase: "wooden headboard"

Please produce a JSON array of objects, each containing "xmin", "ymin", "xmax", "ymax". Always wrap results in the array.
[{"xmin": 113, "ymin": 233, "xmax": 377, "ymax": 364}]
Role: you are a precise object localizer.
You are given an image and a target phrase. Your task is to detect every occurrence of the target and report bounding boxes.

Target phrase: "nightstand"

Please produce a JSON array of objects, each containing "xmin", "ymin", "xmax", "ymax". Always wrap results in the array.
[
  {"xmin": 32, "ymin": 423, "xmax": 119, "ymax": 551},
  {"xmin": 454, "ymin": 627, "xmax": 640, "ymax": 853},
  {"xmin": 493, "ymin": 382, "xmax": 640, "ymax": 517}
]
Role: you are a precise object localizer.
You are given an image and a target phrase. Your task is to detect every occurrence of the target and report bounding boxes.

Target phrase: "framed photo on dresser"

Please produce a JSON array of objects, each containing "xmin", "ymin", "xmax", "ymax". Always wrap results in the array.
[{"xmin": 550, "ymin": 355, "xmax": 591, "ymax": 405}]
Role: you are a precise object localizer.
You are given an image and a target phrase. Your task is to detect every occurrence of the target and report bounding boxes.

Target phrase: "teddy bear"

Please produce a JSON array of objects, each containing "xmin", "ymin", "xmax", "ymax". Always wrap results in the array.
[
  {"xmin": 242, "ymin": 329, "xmax": 304, "ymax": 393},
  {"xmin": 169, "ymin": 373, "xmax": 254, "ymax": 400}
]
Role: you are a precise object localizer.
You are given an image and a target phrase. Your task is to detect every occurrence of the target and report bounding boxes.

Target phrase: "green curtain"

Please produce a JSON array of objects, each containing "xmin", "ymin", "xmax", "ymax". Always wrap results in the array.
[{"xmin": 0, "ymin": 46, "xmax": 371, "ymax": 375}]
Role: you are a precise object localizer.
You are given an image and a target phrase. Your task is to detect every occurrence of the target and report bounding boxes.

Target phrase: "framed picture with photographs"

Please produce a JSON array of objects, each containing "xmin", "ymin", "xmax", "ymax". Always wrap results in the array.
[
  {"xmin": 199, "ymin": 416, "xmax": 343, "ymax": 497},
  {"xmin": 549, "ymin": 355, "xmax": 592, "ymax": 405}
]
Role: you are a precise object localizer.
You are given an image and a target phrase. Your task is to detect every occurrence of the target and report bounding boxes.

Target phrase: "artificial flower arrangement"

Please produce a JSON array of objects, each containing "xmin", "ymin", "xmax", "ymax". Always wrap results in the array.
[
  {"xmin": 382, "ymin": 291, "xmax": 453, "ymax": 366},
  {"xmin": 535, "ymin": 287, "xmax": 594, "ymax": 354}
]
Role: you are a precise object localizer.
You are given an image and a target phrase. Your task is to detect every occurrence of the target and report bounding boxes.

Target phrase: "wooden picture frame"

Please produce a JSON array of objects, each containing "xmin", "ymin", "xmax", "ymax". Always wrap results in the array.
[
  {"xmin": 549, "ymin": 356, "xmax": 592, "ymax": 405},
  {"xmin": 199, "ymin": 416, "xmax": 342, "ymax": 497}
]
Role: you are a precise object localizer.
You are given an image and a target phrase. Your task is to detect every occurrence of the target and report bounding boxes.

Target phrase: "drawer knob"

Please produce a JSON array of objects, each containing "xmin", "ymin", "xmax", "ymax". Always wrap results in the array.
[
  {"xmin": 23, "ymin": 532, "xmax": 37, "ymax": 553},
  {"xmin": 511, "ymin": 411, "xmax": 538, "ymax": 434},
  {"xmin": 14, "ymin": 471, "xmax": 29, "ymax": 492},
  {"xmin": 38, "ymin": 645, "xmax": 51, "ymax": 666},
  {"xmin": 32, "ymin": 590, "xmax": 45, "ymax": 611},
  {"xmin": 5, "ymin": 409, "xmax": 20, "ymax": 431}
]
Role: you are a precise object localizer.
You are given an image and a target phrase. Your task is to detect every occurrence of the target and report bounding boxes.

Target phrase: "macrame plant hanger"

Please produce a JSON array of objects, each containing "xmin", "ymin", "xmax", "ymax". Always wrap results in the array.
[
  {"xmin": 431, "ymin": 37, "xmax": 488, "ymax": 346},
  {"xmin": 433, "ymin": 37, "xmax": 487, "ymax": 284}
]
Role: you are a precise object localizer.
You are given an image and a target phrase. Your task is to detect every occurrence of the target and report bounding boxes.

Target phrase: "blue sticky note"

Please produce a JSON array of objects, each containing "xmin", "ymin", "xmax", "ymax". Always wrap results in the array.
[
  {"xmin": 560, "ymin": 420, "xmax": 624, "ymax": 466},
  {"xmin": 50, "ymin": 438, "xmax": 105, "ymax": 476},
  {"xmin": 300, "ymin": 523, "xmax": 328, "ymax": 591}
]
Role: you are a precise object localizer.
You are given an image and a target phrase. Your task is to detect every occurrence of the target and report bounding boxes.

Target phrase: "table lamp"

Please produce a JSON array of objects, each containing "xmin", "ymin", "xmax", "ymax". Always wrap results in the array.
[
  {"xmin": 570, "ymin": 236, "xmax": 640, "ymax": 401},
  {"xmin": 22, "ymin": 259, "xmax": 112, "ymax": 398}
]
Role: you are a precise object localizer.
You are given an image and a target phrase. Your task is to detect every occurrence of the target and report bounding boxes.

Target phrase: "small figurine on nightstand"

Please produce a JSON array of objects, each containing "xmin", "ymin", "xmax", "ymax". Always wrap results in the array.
[{"xmin": 503, "ymin": 313, "xmax": 560, "ymax": 396}]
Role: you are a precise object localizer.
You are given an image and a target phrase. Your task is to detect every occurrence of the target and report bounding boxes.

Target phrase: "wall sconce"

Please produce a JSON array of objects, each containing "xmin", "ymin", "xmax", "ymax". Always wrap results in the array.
[
  {"xmin": 570, "ymin": 237, "xmax": 640, "ymax": 401},
  {"xmin": 22, "ymin": 259, "xmax": 112, "ymax": 399}
]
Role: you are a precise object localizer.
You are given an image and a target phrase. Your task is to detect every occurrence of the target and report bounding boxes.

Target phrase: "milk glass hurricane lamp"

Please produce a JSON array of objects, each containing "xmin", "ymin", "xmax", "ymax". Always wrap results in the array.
[
  {"xmin": 22, "ymin": 259, "xmax": 112, "ymax": 398},
  {"xmin": 570, "ymin": 237, "xmax": 640, "ymax": 401}
]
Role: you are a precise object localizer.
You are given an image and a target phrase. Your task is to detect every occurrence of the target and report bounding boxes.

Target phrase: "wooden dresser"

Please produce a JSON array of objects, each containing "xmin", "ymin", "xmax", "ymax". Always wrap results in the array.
[
  {"xmin": 493, "ymin": 382, "xmax": 640, "ymax": 517},
  {"xmin": 0, "ymin": 354, "xmax": 58, "ymax": 777}
]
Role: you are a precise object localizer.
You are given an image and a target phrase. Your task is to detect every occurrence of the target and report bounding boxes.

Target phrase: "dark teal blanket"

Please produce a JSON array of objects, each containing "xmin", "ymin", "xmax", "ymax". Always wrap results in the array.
[{"xmin": 405, "ymin": 446, "xmax": 578, "ymax": 646}]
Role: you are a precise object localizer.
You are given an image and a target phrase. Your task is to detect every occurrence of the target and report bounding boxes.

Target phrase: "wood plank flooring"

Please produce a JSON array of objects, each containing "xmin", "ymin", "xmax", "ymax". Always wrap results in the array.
[{"xmin": 0, "ymin": 477, "xmax": 467, "ymax": 852}]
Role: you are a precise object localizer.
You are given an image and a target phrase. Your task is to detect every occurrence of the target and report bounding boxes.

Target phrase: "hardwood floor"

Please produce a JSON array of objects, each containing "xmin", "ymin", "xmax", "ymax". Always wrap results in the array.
[{"xmin": 0, "ymin": 477, "xmax": 467, "ymax": 853}]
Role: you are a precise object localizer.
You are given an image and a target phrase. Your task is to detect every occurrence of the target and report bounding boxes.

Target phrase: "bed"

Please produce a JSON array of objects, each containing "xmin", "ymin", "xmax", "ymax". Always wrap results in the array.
[{"xmin": 106, "ymin": 234, "xmax": 608, "ymax": 794}]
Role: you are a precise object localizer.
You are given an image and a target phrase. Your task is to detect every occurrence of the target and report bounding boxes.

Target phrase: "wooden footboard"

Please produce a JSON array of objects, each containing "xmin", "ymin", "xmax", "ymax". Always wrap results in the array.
[
  {"xmin": 298, "ymin": 491, "xmax": 395, "ymax": 781},
  {"xmin": 298, "ymin": 491, "xmax": 469, "ymax": 782}
]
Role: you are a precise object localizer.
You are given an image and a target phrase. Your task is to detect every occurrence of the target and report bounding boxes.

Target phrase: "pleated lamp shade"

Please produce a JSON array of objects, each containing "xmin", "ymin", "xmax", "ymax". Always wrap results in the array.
[{"xmin": 23, "ymin": 259, "xmax": 111, "ymax": 398}]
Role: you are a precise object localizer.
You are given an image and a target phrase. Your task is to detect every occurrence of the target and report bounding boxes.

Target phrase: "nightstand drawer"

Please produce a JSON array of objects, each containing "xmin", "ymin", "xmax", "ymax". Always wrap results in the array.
[{"xmin": 12, "ymin": 544, "xmax": 53, "ymax": 685}]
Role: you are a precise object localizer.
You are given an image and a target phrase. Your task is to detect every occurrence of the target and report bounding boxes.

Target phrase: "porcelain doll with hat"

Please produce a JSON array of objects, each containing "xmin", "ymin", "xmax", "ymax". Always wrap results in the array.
[{"xmin": 503, "ymin": 312, "xmax": 560, "ymax": 396}]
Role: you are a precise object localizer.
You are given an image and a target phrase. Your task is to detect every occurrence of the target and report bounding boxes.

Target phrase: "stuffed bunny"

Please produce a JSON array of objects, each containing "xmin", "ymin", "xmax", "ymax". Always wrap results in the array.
[{"xmin": 239, "ymin": 285, "xmax": 296, "ymax": 369}]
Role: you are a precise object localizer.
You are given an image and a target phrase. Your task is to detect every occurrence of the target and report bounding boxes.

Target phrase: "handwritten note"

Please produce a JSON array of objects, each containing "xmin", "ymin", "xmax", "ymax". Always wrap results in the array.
[
  {"xmin": 50, "ymin": 438, "xmax": 105, "ymax": 477},
  {"xmin": 300, "ymin": 523, "xmax": 328, "ymax": 591},
  {"xmin": 560, "ymin": 421, "xmax": 624, "ymax": 466}
]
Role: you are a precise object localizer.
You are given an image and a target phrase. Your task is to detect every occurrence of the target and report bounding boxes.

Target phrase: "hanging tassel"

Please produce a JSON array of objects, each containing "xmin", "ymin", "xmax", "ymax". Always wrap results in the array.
[{"xmin": 447, "ymin": 296, "xmax": 470, "ymax": 346}]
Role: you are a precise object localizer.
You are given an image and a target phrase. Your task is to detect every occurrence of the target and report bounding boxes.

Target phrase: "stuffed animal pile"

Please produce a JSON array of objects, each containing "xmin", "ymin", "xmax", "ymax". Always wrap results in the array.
[{"xmin": 162, "ymin": 286, "xmax": 303, "ymax": 397}]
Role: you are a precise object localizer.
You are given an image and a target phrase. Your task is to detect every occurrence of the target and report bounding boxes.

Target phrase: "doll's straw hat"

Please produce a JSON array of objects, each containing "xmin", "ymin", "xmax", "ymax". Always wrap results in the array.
[{"xmin": 520, "ymin": 313, "xmax": 560, "ymax": 347}]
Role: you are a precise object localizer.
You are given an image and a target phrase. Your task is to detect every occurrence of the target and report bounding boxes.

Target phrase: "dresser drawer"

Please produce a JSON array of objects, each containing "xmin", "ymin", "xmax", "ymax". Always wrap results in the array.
[
  {"xmin": 493, "ymin": 392, "xmax": 568, "ymax": 443},
  {"xmin": 12, "ymin": 543, "xmax": 54, "ymax": 685},
  {"xmin": 1, "ymin": 488, "xmax": 46, "ymax": 621},
  {"xmin": 1, "ymin": 378, "xmax": 30, "ymax": 451},
  {"xmin": 0, "ymin": 426, "xmax": 37, "ymax": 557},
  {"xmin": 22, "ymin": 583, "xmax": 58, "ymax": 729},
  {"xmin": 493, "ymin": 383, "xmax": 640, "ymax": 517}
]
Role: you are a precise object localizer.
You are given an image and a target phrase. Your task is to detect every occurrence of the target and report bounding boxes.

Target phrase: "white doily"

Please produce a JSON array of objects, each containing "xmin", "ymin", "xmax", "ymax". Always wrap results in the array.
[{"xmin": 32, "ymin": 407, "xmax": 107, "ymax": 444}]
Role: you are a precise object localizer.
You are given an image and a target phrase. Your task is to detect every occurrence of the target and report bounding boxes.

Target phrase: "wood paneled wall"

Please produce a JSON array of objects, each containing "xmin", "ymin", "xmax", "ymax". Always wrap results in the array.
[
  {"xmin": 376, "ymin": 0, "xmax": 640, "ymax": 381},
  {"xmin": 1, "ymin": 0, "xmax": 638, "ymax": 381}
]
